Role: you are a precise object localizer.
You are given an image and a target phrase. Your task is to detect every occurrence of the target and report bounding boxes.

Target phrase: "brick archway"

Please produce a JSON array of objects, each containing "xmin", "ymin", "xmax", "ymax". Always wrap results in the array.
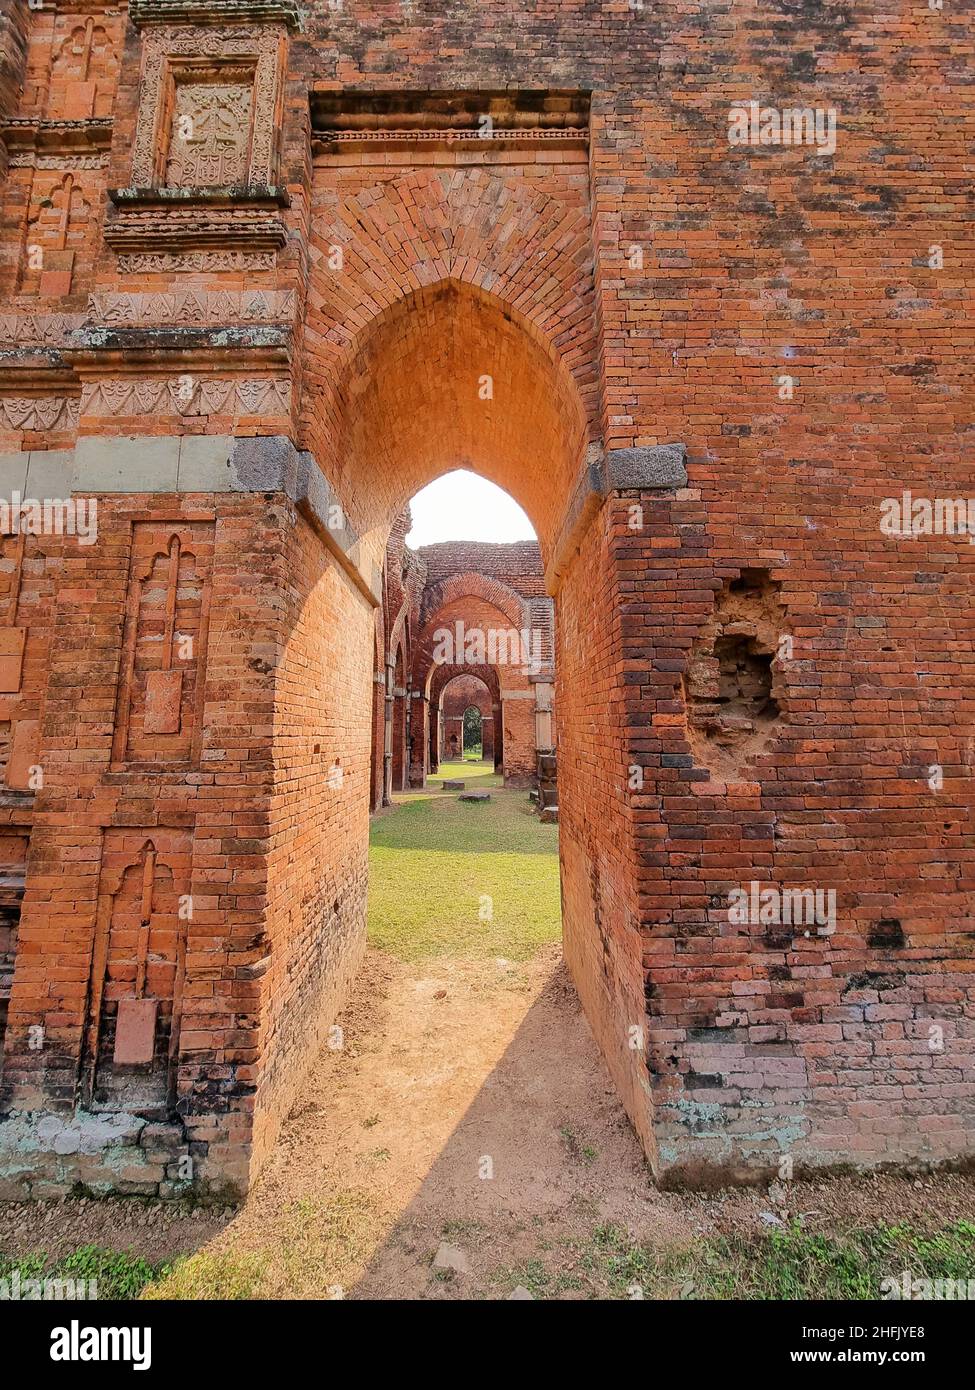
[
  {"xmin": 2, "ymin": 11, "xmax": 969, "ymax": 1200},
  {"xmin": 413, "ymin": 587, "xmax": 538, "ymax": 786},
  {"xmin": 429, "ymin": 664, "xmax": 503, "ymax": 775},
  {"xmin": 304, "ymin": 277, "xmax": 591, "ymax": 568},
  {"xmin": 438, "ymin": 672, "xmax": 496, "ymax": 766}
]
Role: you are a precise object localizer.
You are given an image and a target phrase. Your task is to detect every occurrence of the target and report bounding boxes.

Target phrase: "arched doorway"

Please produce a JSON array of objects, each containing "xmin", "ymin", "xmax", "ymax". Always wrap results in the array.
[{"xmin": 271, "ymin": 275, "xmax": 653, "ymax": 1183}]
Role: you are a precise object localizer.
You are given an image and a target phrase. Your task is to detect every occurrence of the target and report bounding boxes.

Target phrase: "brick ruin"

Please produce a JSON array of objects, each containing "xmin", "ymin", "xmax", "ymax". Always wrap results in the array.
[
  {"xmin": 0, "ymin": 1, "xmax": 971, "ymax": 1198},
  {"xmin": 370, "ymin": 521, "xmax": 555, "ymax": 800}
]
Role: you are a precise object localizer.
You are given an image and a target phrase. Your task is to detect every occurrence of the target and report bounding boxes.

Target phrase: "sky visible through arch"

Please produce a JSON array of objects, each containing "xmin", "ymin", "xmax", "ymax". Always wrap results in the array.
[{"xmin": 405, "ymin": 469, "xmax": 537, "ymax": 547}]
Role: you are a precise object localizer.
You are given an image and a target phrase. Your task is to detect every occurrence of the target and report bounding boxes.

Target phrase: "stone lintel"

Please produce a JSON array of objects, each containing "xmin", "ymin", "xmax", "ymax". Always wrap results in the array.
[
  {"xmin": 604, "ymin": 443, "xmax": 688, "ymax": 491},
  {"xmin": 2, "ymin": 435, "xmax": 379, "ymax": 604}
]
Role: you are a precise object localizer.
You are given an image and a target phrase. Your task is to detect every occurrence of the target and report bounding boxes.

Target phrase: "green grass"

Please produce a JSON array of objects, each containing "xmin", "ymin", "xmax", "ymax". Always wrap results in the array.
[
  {"xmin": 368, "ymin": 763, "xmax": 560, "ymax": 960},
  {"xmin": 141, "ymin": 1249, "xmax": 267, "ymax": 1301},
  {"xmin": 0, "ymin": 1245, "xmax": 161, "ymax": 1300},
  {"xmin": 492, "ymin": 1218, "xmax": 975, "ymax": 1301},
  {"xmin": 143, "ymin": 1189, "xmax": 377, "ymax": 1300},
  {"xmin": 430, "ymin": 758, "xmax": 501, "ymax": 788}
]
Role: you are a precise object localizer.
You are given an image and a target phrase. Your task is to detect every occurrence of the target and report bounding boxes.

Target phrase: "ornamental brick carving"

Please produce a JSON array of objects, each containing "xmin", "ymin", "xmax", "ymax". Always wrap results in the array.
[
  {"xmin": 115, "ymin": 249, "xmax": 275, "ymax": 271},
  {"xmin": 83, "ymin": 832, "xmax": 191, "ymax": 1113},
  {"xmin": 0, "ymin": 397, "xmax": 79, "ymax": 432},
  {"xmin": 88, "ymin": 289, "xmax": 295, "ymax": 325},
  {"xmin": 82, "ymin": 376, "xmax": 290, "ymax": 418},
  {"xmin": 165, "ymin": 78, "xmax": 253, "ymax": 186},
  {"xmin": 20, "ymin": 171, "xmax": 91, "ymax": 296},
  {"xmin": 49, "ymin": 17, "xmax": 119, "ymax": 121},
  {"xmin": 129, "ymin": 27, "xmax": 284, "ymax": 189},
  {"xmin": 112, "ymin": 523, "xmax": 215, "ymax": 767}
]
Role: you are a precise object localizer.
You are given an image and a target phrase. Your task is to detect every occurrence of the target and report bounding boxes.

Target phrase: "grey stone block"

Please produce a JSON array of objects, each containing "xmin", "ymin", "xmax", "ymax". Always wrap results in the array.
[
  {"xmin": 177, "ymin": 434, "xmax": 234, "ymax": 492},
  {"xmin": 605, "ymin": 443, "xmax": 688, "ymax": 491},
  {"xmin": 73, "ymin": 435, "xmax": 179, "ymax": 493},
  {"xmin": 26, "ymin": 449, "xmax": 73, "ymax": 497},
  {"xmin": 295, "ymin": 449, "xmax": 359, "ymax": 556},
  {"xmin": 0, "ymin": 450, "xmax": 29, "ymax": 497},
  {"xmin": 230, "ymin": 434, "xmax": 299, "ymax": 494}
]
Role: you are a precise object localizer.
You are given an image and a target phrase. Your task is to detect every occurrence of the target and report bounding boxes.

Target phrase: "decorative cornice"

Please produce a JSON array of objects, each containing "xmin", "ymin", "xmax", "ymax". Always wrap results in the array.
[
  {"xmin": 128, "ymin": 0, "xmax": 303, "ymax": 29},
  {"xmin": 0, "ymin": 117, "xmax": 114, "ymax": 154},
  {"xmin": 88, "ymin": 289, "xmax": 297, "ymax": 327},
  {"xmin": 64, "ymin": 323, "xmax": 291, "ymax": 373},
  {"xmin": 0, "ymin": 314, "xmax": 86, "ymax": 347},
  {"xmin": 312, "ymin": 127, "xmax": 587, "ymax": 157},
  {"xmin": 109, "ymin": 184, "xmax": 289, "ymax": 208},
  {"xmin": 104, "ymin": 201, "xmax": 287, "ymax": 256}
]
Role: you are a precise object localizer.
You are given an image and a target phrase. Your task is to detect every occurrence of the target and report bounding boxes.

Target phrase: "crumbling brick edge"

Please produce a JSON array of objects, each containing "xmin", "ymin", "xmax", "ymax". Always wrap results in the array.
[{"xmin": 0, "ymin": 1110, "xmax": 241, "ymax": 1203}]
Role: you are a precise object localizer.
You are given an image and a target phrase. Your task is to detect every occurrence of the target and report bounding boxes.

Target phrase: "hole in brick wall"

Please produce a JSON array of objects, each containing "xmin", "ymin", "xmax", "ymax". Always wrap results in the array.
[
  {"xmin": 868, "ymin": 918, "xmax": 906, "ymax": 950},
  {"xmin": 713, "ymin": 633, "xmax": 780, "ymax": 721},
  {"xmin": 685, "ymin": 568, "xmax": 787, "ymax": 780}
]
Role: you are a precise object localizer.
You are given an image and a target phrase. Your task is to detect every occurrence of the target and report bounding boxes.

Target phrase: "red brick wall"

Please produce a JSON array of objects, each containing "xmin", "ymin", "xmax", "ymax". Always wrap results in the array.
[
  {"xmin": 440, "ymin": 673, "xmax": 495, "ymax": 763},
  {"xmin": 0, "ymin": 1, "xmax": 971, "ymax": 1194},
  {"xmin": 252, "ymin": 503, "xmax": 371, "ymax": 1183},
  {"xmin": 1, "ymin": 494, "xmax": 280, "ymax": 1195}
]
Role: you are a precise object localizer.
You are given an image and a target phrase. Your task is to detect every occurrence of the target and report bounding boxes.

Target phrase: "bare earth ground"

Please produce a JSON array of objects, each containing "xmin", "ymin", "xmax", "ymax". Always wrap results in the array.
[{"xmin": 2, "ymin": 937, "xmax": 973, "ymax": 1298}]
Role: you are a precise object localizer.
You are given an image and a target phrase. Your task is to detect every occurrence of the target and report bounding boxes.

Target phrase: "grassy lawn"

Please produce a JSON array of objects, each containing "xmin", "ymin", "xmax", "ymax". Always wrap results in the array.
[
  {"xmin": 5, "ymin": 1215, "xmax": 975, "ymax": 1301},
  {"xmin": 367, "ymin": 759, "xmax": 560, "ymax": 960},
  {"xmin": 492, "ymin": 1218, "xmax": 975, "ymax": 1301}
]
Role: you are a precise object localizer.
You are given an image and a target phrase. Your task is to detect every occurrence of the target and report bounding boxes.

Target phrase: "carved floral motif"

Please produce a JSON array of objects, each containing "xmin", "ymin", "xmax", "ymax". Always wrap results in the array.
[
  {"xmin": 0, "ymin": 397, "xmax": 79, "ymax": 431},
  {"xmin": 88, "ymin": 289, "xmax": 295, "ymax": 325},
  {"xmin": 116, "ymin": 250, "xmax": 275, "ymax": 271},
  {"xmin": 82, "ymin": 377, "xmax": 290, "ymax": 418},
  {"xmin": 165, "ymin": 80, "xmax": 252, "ymax": 186},
  {"xmin": 130, "ymin": 27, "xmax": 283, "ymax": 188}
]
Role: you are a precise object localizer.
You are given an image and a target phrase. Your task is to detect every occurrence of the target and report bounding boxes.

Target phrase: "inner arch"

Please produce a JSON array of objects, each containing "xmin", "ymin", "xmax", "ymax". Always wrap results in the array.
[{"xmin": 323, "ymin": 279, "xmax": 589, "ymax": 566}]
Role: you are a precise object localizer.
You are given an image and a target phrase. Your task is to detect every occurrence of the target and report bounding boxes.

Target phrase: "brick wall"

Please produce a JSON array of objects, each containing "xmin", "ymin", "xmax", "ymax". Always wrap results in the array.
[
  {"xmin": 440, "ymin": 674, "xmax": 496, "ymax": 764},
  {"xmin": 0, "ymin": 0, "xmax": 970, "ymax": 1194}
]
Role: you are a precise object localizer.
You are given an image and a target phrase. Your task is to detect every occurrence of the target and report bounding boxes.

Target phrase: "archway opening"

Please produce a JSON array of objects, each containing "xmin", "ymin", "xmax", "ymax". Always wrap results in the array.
[
  {"xmin": 462, "ymin": 706, "xmax": 482, "ymax": 759},
  {"xmin": 264, "ymin": 271, "xmax": 649, "ymax": 1254}
]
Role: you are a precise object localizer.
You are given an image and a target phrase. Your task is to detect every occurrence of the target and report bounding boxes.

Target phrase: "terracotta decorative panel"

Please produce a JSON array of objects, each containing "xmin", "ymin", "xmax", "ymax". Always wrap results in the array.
[
  {"xmin": 113, "ymin": 521, "xmax": 214, "ymax": 767},
  {"xmin": 48, "ymin": 17, "xmax": 120, "ymax": 121},
  {"xmin": 129, "ymin": 27, "xmax": 284, "ymax": 189},
  {"xmin": 165, "ymin": 77, "xmax": 253, "ymax": 186},
  {"xmin": 84, "ymin": 833, "xmax": 191, "ymax": 1113}
]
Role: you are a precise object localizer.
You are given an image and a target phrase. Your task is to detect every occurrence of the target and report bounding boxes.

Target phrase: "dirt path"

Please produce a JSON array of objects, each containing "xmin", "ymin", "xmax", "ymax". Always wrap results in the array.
[
  {"xmin": 190, "ymin": 942, "xmax": 693, "ymax": 1297},
  {"xmin": 3, "ymin": 938, "xmax": 974, "ymax": 1298}
]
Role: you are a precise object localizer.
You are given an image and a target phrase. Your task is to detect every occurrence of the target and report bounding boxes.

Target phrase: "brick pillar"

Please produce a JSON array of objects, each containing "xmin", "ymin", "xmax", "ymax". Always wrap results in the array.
[
  {"xmin": 382, "ymin": 660, "xmax": 394, "ymax": 805},
  {"xmin": 409, "ymin": 693, "xmax": 427, "ymax": 786},
  {"xmin": 428, "ymin": 701, "xmax": 439, "ymax": 774},
  {"xmin": 480, "ymin": 711, "xmax": 494, "ymax": 763},
  {"xmin": 0, "ymin": 0, "xmax": 29, "ymax": 185},
  {"xmin": 499, "ymin": 691, "xmax": 535, "ymax": 786}
]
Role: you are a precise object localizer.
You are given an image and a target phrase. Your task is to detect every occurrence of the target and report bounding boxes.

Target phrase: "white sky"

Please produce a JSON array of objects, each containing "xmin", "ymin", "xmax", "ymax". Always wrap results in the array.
[{"xmin": 405, "ymin": 470, "xmax": 536, "ymax": 547}]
